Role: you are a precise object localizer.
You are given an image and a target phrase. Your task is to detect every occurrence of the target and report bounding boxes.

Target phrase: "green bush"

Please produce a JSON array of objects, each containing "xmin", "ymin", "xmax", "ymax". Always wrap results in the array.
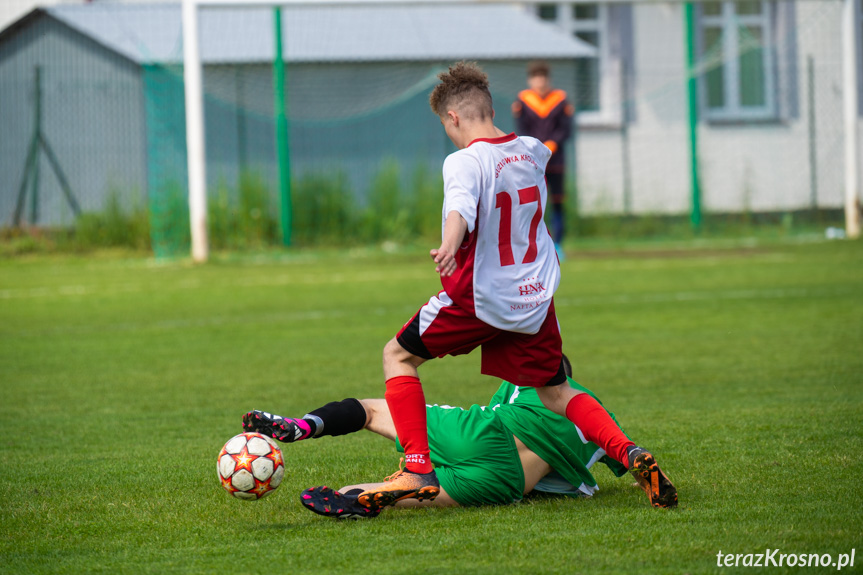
[
  {"xmin": 237, "ymin": 171, "xmax": 278, "ymax": 247},
  {"xmin": 408, "ymin": 163, "xmax": 444, "ymax": 242},
  {"xmin": 358, "ymin": 160, "xmax": 411, "ymax": 243},
  {"xmin": 208, "ymin": 171, "xmax": 278, "ymax": 250},
  {"xmin": 292, "ymin": 172, "xmax": 356, "ymax": 246},
  {"xmin": 149, "ymin": 179, "xmax": 190, "ymax": 257},
  {"xmin": 74, "ymin": 190, "xmax": 150, "ymax": 250},
  {"xmin": 8, "ymin": 162, "xmax": 842, "ymax": 258},
  {"xmin": 208, "ymin": 186, "xmax": 232, "ymax": 251}
]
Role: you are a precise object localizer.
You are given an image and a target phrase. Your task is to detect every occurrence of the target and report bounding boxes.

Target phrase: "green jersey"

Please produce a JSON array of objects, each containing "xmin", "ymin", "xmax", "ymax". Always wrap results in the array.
[
  {"xmin": 490, "ymin": 377, "xmax": 628, "ymax": 497},
  {"xmin": 396, "ymin": 377, "xmax": 628, "ymax": 506}
]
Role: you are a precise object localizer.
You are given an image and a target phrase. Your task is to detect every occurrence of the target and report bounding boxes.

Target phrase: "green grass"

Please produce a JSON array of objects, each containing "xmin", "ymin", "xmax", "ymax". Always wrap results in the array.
[{"xmin": 1, "ymin": 238, "xmax": 861, "ymax": 574}]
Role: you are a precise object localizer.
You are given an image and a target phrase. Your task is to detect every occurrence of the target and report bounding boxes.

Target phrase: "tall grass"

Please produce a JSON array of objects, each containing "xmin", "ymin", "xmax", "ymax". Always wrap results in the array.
[
  {"xmin": 292, "ymin": 172, "xmax": 357, "ymax": 245},
  {"xmin": 209, "ymin": 171, "xmax": 279, "ymax": 250},
  {"xmin": 1, "ymin": 161, "xmax": 847, "ymax": 257},
  {"xmin": 292, "ymin": 160, "xmax": 444, "ymax": 247},
  {"xmin": 208, "ymin": 162, "xmax": 443, "ymax": 249},
  {"xmin": 73, "ymin": 190, "xmax": 151, "ymax": 250},
  {"xmin": 149, "ymin": 179, "xmax": 190, "ymax": 257}
]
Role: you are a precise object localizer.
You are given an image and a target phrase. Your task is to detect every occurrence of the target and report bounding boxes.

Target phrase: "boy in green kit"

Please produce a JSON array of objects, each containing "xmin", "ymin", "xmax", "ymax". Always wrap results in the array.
[{"xmin": 243, "ymin": 357, "xmax": 677, "ymax": 518}]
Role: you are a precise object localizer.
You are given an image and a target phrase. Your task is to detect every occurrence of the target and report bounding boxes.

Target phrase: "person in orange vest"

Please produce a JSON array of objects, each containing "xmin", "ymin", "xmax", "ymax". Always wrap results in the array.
[{"xmin": 513, "ymin": 61, "xmax": 575, "ymax": 255}]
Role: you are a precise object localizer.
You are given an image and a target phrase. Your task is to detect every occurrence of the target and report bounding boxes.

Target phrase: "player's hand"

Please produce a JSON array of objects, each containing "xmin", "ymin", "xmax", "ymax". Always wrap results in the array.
[{"xmin": 430, "ymin": 247, "xmax": 457, "ymax": 277}]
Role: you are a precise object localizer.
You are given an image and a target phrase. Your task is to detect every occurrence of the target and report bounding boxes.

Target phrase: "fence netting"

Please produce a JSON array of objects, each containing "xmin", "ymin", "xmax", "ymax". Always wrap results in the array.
[{"xmin": 0, "ymin": 0, "xmax": 853, "ymax": 256}]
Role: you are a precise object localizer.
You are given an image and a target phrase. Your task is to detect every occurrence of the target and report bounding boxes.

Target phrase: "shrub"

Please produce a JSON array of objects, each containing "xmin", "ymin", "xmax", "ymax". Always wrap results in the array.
[
  {"xmin": 74, "ymin": 190, "xmax": 150, "ymax": 250},
  {"xmin": 292, "ymin": 171, "xmax": 356, "ymax": 246}
]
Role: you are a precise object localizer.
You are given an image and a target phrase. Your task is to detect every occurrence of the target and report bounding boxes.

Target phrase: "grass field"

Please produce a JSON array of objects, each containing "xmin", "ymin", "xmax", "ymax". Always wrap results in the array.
[{"xmin": 1, "ymin": 237, "xmax": 862, "ymax": 574}]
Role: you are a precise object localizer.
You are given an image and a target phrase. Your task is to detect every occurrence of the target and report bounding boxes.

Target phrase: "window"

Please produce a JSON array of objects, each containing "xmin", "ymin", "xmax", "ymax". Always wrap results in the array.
[
  {"xmin": 571, "ymin": 3, "xmax": 604, "ymax": 113},
  {"xmin": 700, "ymin": 1, "xmax": 776, "ymax": 120},
  {"xmin": 537, "ymin": 3, "xmax": 558, "ymax": 22},
  {"xmin": 537, "ymin": 3, "xmax": 631, "ymax": 125}
]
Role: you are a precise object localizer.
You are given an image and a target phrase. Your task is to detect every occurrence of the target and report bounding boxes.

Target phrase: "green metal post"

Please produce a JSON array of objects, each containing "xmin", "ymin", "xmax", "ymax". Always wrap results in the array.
[
  {"xmin": 30, "ymin": 66, "xmax": 42, "ymax": 225},
  {"xmin": 684, "ymin": 3, "xmax": 702, "ymax": 231},
  {"xmin": 235, "ymin": 67, "xmax": 248, "ymax": 171},
  {"xmin": 273, "ymin": 7, "xmax": 292, "ymax": 246}
]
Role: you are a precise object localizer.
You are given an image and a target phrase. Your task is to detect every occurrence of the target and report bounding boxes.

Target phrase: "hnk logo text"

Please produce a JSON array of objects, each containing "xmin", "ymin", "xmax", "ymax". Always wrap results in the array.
[{"xmin": 519, "ymin": 282, "xmax": 546, "ymax": 296}]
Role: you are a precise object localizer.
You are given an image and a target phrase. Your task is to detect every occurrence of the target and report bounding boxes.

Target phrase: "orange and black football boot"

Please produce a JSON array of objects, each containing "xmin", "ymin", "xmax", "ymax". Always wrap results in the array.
[
  {"xmin": 628, "ymin": 447, "xmax": 678, "ymax": 508},
  {"xmin": 357, "ymin": 462, "xmax": 440, "ymax": 510}
]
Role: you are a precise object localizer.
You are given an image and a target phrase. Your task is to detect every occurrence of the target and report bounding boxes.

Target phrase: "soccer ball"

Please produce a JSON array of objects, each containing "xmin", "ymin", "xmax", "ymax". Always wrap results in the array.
[{"xmin": 217, "ymin": 432, "xmax": 285, "ymax": 500}]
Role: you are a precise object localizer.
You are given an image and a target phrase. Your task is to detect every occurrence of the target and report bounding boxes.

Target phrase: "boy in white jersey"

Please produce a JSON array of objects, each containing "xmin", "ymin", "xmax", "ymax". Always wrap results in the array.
[{"xmin": 355, "ymin": 62, "xmax": 662, "ymax": 510}]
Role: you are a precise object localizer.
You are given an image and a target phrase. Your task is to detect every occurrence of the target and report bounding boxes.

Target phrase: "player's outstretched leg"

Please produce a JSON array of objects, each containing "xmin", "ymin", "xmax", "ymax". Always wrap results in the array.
[
  {"xmin": 627, "ymin": 447, "xmax": 678, "ymax": 509},
  {"xmin": 300, "ymin": 486, "xmax": 382, "ymax": 520},
  {"xmin": 242, "ymin": 410, "xmax": 315, "ymax": 442},
  {"xmin": 357, "ymin": 464, "xmax": 440, "ymax": 510}
]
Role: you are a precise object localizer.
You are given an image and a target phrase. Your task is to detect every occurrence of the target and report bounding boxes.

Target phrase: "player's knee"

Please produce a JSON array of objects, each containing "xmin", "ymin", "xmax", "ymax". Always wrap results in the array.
[
  {"xmin": 383, "ymin": 338, "xmax": 426, "ymax": 373},
  {"xmin": 383, "ymin": 337, "xmax": 419, "ymax": 366},
  {"xmin": 358, "ymin": 398, "xmax": 383, "ymax": 426},
  {"xmin": 382, "ymin": 337, "xmax": 404, "ymax": 362},
  {"xmin": 537, "ymin": 384, "xmax": 581, "ymax": 415}
]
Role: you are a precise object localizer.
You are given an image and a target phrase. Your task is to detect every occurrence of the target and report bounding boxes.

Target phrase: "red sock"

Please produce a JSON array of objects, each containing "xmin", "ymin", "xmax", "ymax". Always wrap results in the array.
[
  {"xmin": 565, "ymin": 393, "xmax": 635, "ymax": 467},
  {"xmin": 385, "ymin": 375, "xmax": 433, "ymax": 474}
]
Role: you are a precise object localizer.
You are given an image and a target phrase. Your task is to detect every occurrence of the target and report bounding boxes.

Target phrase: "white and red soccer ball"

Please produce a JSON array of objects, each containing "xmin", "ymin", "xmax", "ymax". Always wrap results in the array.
[{"xmin": 217, "ymin": 432, "xmax": 285, "ymax": 500}]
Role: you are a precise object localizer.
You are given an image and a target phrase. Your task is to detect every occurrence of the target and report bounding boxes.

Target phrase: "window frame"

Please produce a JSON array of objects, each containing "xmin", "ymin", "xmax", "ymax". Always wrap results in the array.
[
  {"xmin": 700, "ymin": 1, "xmax": 777, "ymax": 122},
  {"xmin": 858, "ymin": 0, "xmax": 863, "ymax": 116},
  {"xmin": 537, "ymin": 2, "xmax": 617, "ymax": 126}
]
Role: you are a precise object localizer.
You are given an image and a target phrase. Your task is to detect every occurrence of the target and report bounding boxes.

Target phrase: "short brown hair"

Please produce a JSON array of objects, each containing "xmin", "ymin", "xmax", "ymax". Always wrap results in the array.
[
  {"xmin": 527, "ymin": 60, "xmax": 550, "ymax": 78},
  {"xmin": 429, "ymin": 61, "xmax": 494, "ymax": 121}
]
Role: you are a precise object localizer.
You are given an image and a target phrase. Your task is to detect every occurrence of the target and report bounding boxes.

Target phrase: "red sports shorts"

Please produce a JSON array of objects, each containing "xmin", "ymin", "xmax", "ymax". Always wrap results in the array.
[{"xmin": 396, "ymin": 291, "xmax": 565, "ymax": 387}]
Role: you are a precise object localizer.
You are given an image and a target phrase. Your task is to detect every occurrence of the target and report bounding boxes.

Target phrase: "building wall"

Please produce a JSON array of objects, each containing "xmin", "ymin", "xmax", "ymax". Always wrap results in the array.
[
  {"xmin": 0, "ymin": 14, "xmax": 147, "ymax": 227},
  {"xmin": 576, "ymin": 3, "xmax": 691, "ymax": 215},
  {"xmin": 573, "ymin": 1, "xmax": 853, "ymax": 216},
  {"xmin": 697, "ymin": 1, "xmax": 846, "ymax": 213}
]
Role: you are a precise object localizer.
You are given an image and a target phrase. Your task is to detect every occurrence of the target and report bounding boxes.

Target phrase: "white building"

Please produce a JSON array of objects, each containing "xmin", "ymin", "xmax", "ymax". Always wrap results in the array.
[{"xmin": 535, "ymin": 0, "xmax": 855, "ymax": 216}]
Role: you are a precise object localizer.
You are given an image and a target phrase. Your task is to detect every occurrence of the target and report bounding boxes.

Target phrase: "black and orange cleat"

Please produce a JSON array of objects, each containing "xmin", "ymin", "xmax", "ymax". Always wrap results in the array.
[
  {"xmin": 300, "ymin": 486, "xmax": 382, "ymax": 520},
  {"xmin": 627, "ymin": 447, "xmax": 678, "ymax": 509},
  {"xmin": 357, "ymin": 467, "xmax": 440, "ymax": 510}
]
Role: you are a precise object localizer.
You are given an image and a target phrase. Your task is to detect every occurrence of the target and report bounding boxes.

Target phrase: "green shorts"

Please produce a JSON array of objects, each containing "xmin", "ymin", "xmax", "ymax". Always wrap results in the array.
[{"xmin": 396, "ymin": 403, "xmax": 525, "ymax": 507}]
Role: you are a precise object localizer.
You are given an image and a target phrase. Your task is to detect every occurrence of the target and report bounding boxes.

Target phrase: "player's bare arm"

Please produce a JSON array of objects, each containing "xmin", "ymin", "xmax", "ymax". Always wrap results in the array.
[{"xmin": 431, "ymin": 210, "xmax": 468, "ymax": 277}]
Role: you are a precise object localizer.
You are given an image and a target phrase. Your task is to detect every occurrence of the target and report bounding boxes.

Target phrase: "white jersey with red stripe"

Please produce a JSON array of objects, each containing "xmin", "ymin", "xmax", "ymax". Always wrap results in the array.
[{"xmin": 440, "ymin": 132, "xmax": 560, "ymax": 335}]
